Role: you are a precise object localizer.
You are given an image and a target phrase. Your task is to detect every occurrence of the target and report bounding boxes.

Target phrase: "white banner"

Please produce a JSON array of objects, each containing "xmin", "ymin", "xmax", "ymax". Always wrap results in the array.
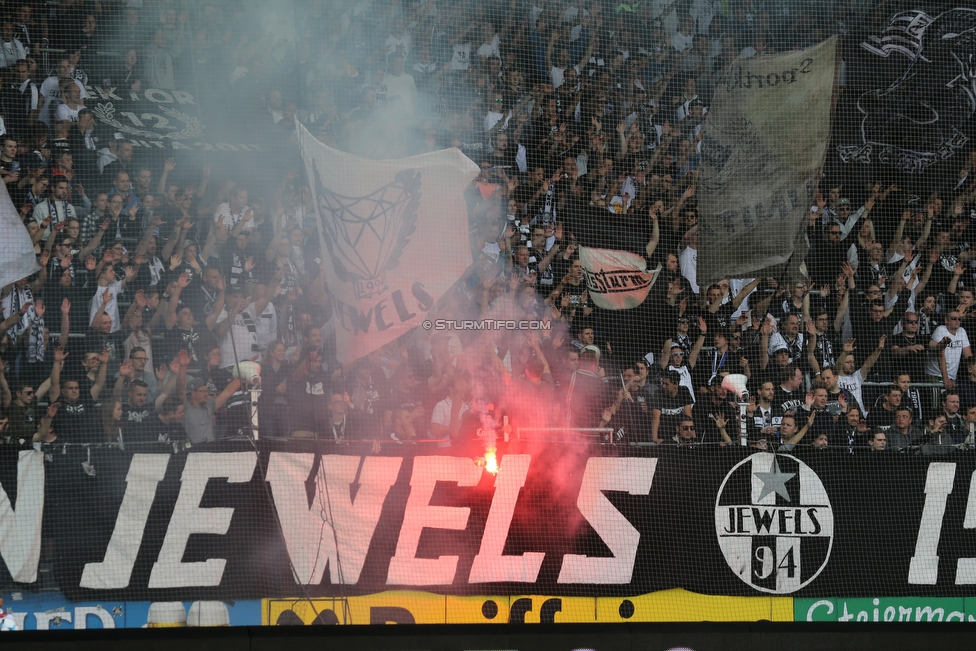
[
  {"xmin": 298, "ymin": 123, "xmax": 479, "ymax": 364},
  {"xmin": 578, "ymin": 246, "xmax": 661, "ymax": 310},
  {"xmin": 0, "ymin": 180, "xmax": 39, "ymax": 289}
]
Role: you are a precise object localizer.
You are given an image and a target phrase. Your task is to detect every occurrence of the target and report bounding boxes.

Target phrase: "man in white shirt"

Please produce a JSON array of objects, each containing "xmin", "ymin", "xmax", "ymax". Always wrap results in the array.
[
  {"xmin": 250, "ymin": 282, "xmax": 278, "ymax": 354},
  {"xmin": 671, "ymin": 15, "xmax": 695, "ymax": 52},
  {"xmin": 89, "ymin": 264, "xmax": 135, "ymax": 332},
  {"xmin": 927, "ymin": 310, "xmax": 973, "ymax": 388},
  {"xmin": 213, "ymin": 277, "xmax": 281, "ymax": 370},
  {"xmin": 214, "ymin": 186, "xmax": 254, "ymax": 232},
  {"xmin": 39, "ymin": 58, "xmax": 87, "ymax": 126},
  {"xmin": 32, "ymin": 177, "xmax": 76, "ymax": 241},
  {"xmin": 384, "ymin": 16, "xmax": 412, "ymax": 60},
  {"xmin": 837, "ymin": 336, "xmax": 886, "ymax": 416},
  {"xmin": 213, "ymin": 286, "xmax": 260, "ymax": 371},
  {"xmin": 0, "ymin": 21, "xmax": 27, "ymax": 67},
  {"xmin": 449, "ymin": 29, "xmax": 472, "ymax": 71},
  {"xmin": 484, "ymin": 90, "xmax": 510, "ymax": 132}
]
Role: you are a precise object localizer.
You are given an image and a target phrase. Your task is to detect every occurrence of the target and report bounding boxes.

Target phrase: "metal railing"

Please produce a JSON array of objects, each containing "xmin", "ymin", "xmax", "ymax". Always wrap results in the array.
[{"xmin": 516, "ymin": 427, "xmax": 614, "ymax": 442}]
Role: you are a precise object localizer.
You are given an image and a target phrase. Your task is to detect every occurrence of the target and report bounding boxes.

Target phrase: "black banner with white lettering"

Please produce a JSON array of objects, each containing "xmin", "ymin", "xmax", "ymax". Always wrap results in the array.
[
  {"xmin": 4, "ymin": 442, "xmax": 976, "ymax": 601},
  {"xmin": 82, "ymin": 84, "xmax": 266, "ymax": 154}
]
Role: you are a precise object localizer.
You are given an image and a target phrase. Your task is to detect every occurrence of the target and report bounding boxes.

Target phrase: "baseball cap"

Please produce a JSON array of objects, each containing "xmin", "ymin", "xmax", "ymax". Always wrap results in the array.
[
  {"xmin": 582, "ymin": 344, "xmax": 602, "ymax": 360},
  {"xmin": 772, "ymin": 344, "xmax": 789, "ymax": 355},
  {"xmin": 186, "ymin": 378, "xmax": 207, "ymax": 394},
  {"xmin": 837, "ymin": 198, "xmax": 851, "ymax": 206}
]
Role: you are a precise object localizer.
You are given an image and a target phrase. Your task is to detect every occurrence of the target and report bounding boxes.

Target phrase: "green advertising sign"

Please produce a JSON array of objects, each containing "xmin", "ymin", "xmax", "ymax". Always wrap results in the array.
[{"xmin": 796, "ymin": 597, "xmax": 976, "ymax": 622}]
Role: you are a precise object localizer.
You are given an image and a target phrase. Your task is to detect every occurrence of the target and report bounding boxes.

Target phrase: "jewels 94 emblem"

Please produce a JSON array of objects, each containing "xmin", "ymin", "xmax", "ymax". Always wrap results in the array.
[{"xmin": 715, "ymin": 453, "xmax": 833, "ymax": 594}]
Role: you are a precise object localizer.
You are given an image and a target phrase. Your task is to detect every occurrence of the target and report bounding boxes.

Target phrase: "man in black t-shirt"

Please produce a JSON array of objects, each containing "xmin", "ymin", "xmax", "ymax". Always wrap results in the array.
[
  {"xmin": 160, "ymin": 303, "xmax": 212, "ymax": 370},
  {"xmin": 890, "ymin": 311, "xmax": 927, "ymax": 382},
  {"xmin": 774, "ymin": 364, "xmax": 805, "ymax": 414},
  {"xmin": 142, "ymin": 398, "xmax": 186, "ymax": 443},
  {"xmin": 866, "ymin": 385, "xmax": 901, "ymax": 432},
  {"xmin": 52, "ymin": 377, "xmax": 97, "ymax": 442},
  {"xmin": 290, "ymin": 327, "xmax": 335, "ymax": 437},
  {"xmin": 652, "ymin": 369, "xmax": 694, "ymax": 444},
  {"xmin": 120, "ymin": 379, "xmax": 156, "ymax": 443},
  {"xmin": 692, "ymin": 376, "xmax": 736, "ymax": 445}
]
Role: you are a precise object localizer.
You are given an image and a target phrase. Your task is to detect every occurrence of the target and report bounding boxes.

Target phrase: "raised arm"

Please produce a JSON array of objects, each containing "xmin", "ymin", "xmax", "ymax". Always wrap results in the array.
[
  {"xmin": 860, "ymin": 335, "xmax": 887, "ymax": 376},
  {"xmin": 886, "ymin": 210, "xmax": 910, "ymax": 261},
  {"xmin": 252, "ymin": 268, "xmax": 285, "ymax": 318},
  {"xmin": 28, "ymin": 252, "xmax": 49, "ymax": 294},
  {"xmin": 544, "ymin": 28, "xmax": 558, "ymax": 78},
  {"xmin": 0, "ymin": 359, "xmax": 9, "ymax": 408},
  {"xmin": 214, "ymin": 377, "xmax": 242, "ymax": 410},
  {"xmin": 90, "ymin": 348, "xmax": 110, "ymax": 401},
  {"xmin": 659, "ymin": 337, "xmax": 673, "ymax": 371},
  {"xmin": 55, "ymin": 296, "xmax": 69, "ymax": 347},
  {"xmin": 759, "ymin": 319, "xmax": 772, "ymax": 370},
  {"xmin": 160, "ymin": 221, "xmax": 185, "ymax": 261},
  {"xmin": 805, "ymin": 319, "xmax": 821, "ymax": 375},
  {"xmin": 154, "ymin": 357, "xmax": 180, "ymax": 410},
  {"xmin": 786, "ymin": 410, "xmax": 815, "ymax": 446},
  {"xmin": 120, "ymin": 291, "xmax": 142, "ymax": 331},
  {"xmin": 49, "ymin": 347, "xmax": 67, "ymax": 403},
  {"xmin": 688, "ymin": 317, "xmax": 706, "ymax": 369},
  {"xmin": 113, "ymin": 359, "xmax": 135, "ymax": 402},
  {"xmin": 34, "ymin": 403, "xmax": 58, "ymax": 443},
  {"xmin": 731, "ymin": 277, "xmax": 762, "ymax": 311},
  {"xmin": 133, "ymin": 215, "xmax": 162, "ymax": 257},
  {"xmin": 158, "ymin": 158, "xmax": 176, "ymax": 194},
  {"xmin": 90, "ymin": 288, "xmax": 112, "ymax": 328},
  {"xmin": 916, "ymin": 212, "xmax": 934, "ymax": 251},
  {"xmin": 833, "ymin": 287, "xmax": 850, "ymax": 334},
  {"xmin": 948, "ymin": 260, "xmax": 965, "ymax": 296},
  {"xmin": 200, "ymin": 224, "xmax": 219, "ymax": 261},
  {"xmin": 204, "ymin": 275, "xmax": 227, "ymax": 332},
  {"xmin": 165, "ymin": 272, "xmax": 190, "ymax": 330},
  {"xmin": 645, "ymin": 208, "xmax": 660, "ymax": 258}
]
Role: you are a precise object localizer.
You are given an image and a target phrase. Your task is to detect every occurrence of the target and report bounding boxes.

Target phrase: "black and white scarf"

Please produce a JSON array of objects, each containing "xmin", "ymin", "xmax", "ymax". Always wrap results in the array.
[
  {"xmin": 237, "ymin": 309, "xmax": 258, "ymax": 352},
  {"xmin": 25, "ymin": 310, "xmax": 44, "ymax": 363}
]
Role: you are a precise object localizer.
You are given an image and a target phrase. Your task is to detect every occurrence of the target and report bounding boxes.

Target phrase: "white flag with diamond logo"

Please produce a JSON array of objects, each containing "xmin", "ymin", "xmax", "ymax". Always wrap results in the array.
[{"xmin": 299, "ymin": 123, "xmax": 479, "ymax": 363}]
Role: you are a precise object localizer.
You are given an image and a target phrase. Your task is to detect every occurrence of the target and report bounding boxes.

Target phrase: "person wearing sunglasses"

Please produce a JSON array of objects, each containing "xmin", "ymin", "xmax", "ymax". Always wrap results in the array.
[
  {"xmin": 5, "ymin": 382, "xmax": 56, "ymax": 445},
  {"xmin": 666, "ymin": 416, "xmax": 698, "ymax": 447}
]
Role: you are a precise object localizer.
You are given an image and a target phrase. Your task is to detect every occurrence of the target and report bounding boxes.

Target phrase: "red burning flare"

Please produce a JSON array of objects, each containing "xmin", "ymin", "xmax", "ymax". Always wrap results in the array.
[{"xmin": 484, "ymin": 448, "xmax": 498, "ymax": 474}]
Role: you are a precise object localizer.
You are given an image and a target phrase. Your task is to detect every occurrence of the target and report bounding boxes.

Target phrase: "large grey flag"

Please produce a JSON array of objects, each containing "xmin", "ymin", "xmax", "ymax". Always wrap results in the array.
[{"xmin": 698, "ymin": 38, "xmax": 837, "ymax": 288}]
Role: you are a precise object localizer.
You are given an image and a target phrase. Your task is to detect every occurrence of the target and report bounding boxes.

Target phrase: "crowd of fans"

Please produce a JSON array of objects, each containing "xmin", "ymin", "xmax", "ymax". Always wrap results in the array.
[{"xmin": 0, "ymin": 0, "xmax": 971, "ymax": 458}]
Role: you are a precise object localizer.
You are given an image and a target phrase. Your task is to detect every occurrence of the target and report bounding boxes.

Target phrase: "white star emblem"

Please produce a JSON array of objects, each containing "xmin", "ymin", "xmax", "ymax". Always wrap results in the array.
[{"xmin": 754, "ymin": 456, "xmax": 796, "ymax": 502}]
